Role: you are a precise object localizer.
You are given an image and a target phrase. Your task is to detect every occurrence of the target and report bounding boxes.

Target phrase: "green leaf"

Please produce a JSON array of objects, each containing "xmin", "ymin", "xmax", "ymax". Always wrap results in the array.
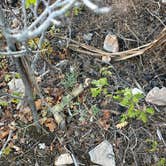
[
  {"xmin": 91, "ymin": 105, "xmax": 100, "ymax": 116},
  {"xmin": 91, "ymin": 78, "xmax": 108, "ymax": 87},
  {"xmin": 146, "ymin": 107, "xmax": 154, "ymax": 115},
  {"xmin": 91, "ymin": 88, "xmax": 101, "ymax": 97},
  {"xmin": 26, "ymin": 0, "xmax": 37, "ymax": 8},
  {"xmin": 127, "ymin": 105, "xmax": 136, "ymax": 118},
  {"xmin": 4, "ymin": 74, "xmax": 11, "ymax": 82},
  {"xmin": 121, "ymin": 114, "xmax": 128, "ymax": 122},
  {"xmin": 100, "ymin": 67, "xmax": 112, "ymax": 76},
  {"xmin": 103, "ymin": 88, "xmax": 108, "ymax": 95},
  {"xmin": 157, "ymin": 158, "xmax": 166, "ymax": 166},
  {"xmin": 113, "ymin": 95, "xmax": 121, "ymax": 101},
  {"xmin": 120, "ymin": 97, "xmax": 130, "ymax": 106},
  {"xmin": 0, "ymin": 100, "xmax": 8, "ymax": 107},
  {"xmin": 138, "ymin": 111, "xmax": 147, "ymax": 123},
  {"xmin": 132, "ymin": 93, "xmax": 144, "ymax": 103},
  {"xmin": 2, "ymin": 146, "xmax": 11, "ymax": 156}
]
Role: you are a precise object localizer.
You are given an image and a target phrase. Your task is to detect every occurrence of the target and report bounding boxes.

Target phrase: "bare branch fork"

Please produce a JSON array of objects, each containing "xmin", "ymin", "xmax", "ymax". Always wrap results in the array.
[{"xmin": 0, "ymin": 0, "xmax": 110, "ymax": 130}]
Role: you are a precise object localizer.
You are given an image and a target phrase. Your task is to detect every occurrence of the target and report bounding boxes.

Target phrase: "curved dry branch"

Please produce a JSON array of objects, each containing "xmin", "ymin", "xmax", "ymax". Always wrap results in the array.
[{"xmin": 65, "ymin": 27, "xmax": 166, "ymax": 62}]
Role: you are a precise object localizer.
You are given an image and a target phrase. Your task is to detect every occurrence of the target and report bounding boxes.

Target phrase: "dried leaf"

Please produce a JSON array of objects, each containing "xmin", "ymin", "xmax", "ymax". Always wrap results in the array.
[
  {"xmin": 102, "ymin": 109, "xmax": 111, "ymax": 120},
  {"xmin": 116, "ymin": 121, "xmax": 128, "ymax": 129},
  {"xmin": 44, "ymin": 118, "xmax": 57, "ymax": 132},
  {"xmin": 0, "ymin": 128, "xmax": 9, "ymax": 139},
  {"xmin": 98, "ymin": 119, "xmax": 110, "ymax": 130},
  {"xmin": 102, "ymin": 55, "xmax": 111, "ymax": 63},
  {"xmin": 18, "ymin": 106, "xmax": 32, "ymax": 123},
  {"xmin": 35, "ymin": 99, "xmax": 42, "ymax": 110}
]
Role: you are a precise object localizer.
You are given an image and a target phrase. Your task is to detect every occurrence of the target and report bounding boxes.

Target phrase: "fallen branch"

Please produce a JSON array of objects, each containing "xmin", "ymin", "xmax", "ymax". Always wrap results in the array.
[
  {"xmin": 58, "ymin": 27, "xmax": 166, "ymax": 61},
  {"xmin": 51, "ymin": 83, "xmax": 87, "ymax": 129},
  {"xmin": 0, "ymin": 130, "xmax": 13, "ymax": 157}
]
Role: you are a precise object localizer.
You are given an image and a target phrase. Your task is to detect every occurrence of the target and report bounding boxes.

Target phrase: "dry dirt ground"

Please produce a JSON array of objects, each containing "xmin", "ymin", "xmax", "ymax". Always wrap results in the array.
[{"xmin": 0, "ymin": 0, "xmax": 166, "ymax": 166}]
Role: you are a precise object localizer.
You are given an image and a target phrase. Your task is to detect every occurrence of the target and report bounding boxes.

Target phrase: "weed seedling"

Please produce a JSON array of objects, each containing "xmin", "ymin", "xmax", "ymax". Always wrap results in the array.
[
  {"xmin": 90, "ymin": 77, "xmax": 108, "ymax": 97},
  {"xmin": 61, "ymin": 71, "xmax": 78, "ymax": 89},
  {"xmin": 113, "ymin": 88, "xmax": 154, "ymax": 123}
]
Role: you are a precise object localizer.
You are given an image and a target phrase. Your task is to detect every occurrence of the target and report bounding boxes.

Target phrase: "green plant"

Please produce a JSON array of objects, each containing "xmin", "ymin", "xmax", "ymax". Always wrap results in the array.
[
  {"xmin": 61, "ymin": 71, "xmax": 78, "ymax": 89},
  {"xmin": 157, "ymin": 158, "xmax": 166, "ymax": 166},
  {"xmin": 100, "ymin": 66, "xmax": 112, "ymax": 76},
  {"xmin": 0, "ymin": 100, "xmax": 8, "ymax": 107},
  {"xmin": 2, "ymin": 146, "xmax": 12, "ymax": 156},
  {"xmin": 91, "ymin": 105, "xmax": 100, "ymax": 116},
  {"xmin": 26, "ymin": 0, "xmax": 36, "ymax": 8},
  {"xmin": 0, "ymin": 56, "xmax": 7, "ymax": 69},
  {"xmin": 4, "ymin": 74, "xmax": 11, "ymax": 82},
  {"xmin": 145, "ymin": 139, "xmax": 158, "ymax": 152},
  {"xmin": 113, "ymin": 88, "xmax": 154, "ymax": 123},
  {"xmin": 90, "ymin": 77, "xmax": 108, "ymax": 97},
  {"xmin": 11, "ymin": 91, "xmax": 22, "ymax": 104},
  {"xmin": 65, "ymin": 6, "xmax": 83, "ymax": 17}
]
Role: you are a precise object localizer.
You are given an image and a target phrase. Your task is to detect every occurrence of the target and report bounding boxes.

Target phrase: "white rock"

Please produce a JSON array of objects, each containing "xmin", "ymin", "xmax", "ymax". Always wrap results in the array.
[
  {"xmin": 132, "ymin": 88, "xmax": 144, "ymax": 95},
  {"xmin": 8, "ymin": 78, "xmax": 25, "ymax": 94},
  {"xmin": 54, "ymin": 153, "xmax": 73, "ymax": 166},
  {"xmin": 83, "ymin": 33, "xmax": 93, "ymax": 42},
  {"xmin": 145, "ymin": 87, "xmax": 166, "ymax": 106},
  {"xmin": 89, "ymin": 140, "xmax": 116, "ymax": 166},
  {"xmin": 162, "ymin": 0, "xmax": 166, "ymax": 4},
  {"xmin": 103, "ymin": 34, "xmax": 119, "ymax": 53},
  {"xmin": 38, "ymin": 143, "xmax": 46, "ymax": 150}
]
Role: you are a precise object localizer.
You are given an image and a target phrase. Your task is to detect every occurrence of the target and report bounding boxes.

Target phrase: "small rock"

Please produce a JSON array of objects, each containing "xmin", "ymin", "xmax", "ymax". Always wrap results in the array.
[
  {"xmin": 132, "ymin": 88, "xmax": 144, "ymax": 95},
  {"xmin": 38, "ymin": 143, "xmax": 46, "ymax": 150},
  {"xmin": 11, "ymin": 18, "xmax": 20, "ymax": 28},
  {"xmin": 8, "ymin": 78, "xmax": 25, "ymax": 94},
  {"xmin": 89, "ymin": 140, "xmax": 116, "ymax": 166},
  {"xmin": 102, "ymin": 55, "xmax": 111, "ymax": 63},
  {"xmin": 54, "ymin": 153, "xmax": 73, "ymax": 166},
  {"xmin": 145, "ymin": 87, "xmax": 166, "ymax": 106},
  {"xmin": 83, "ymin": 33, "xmax": 93, "ymax": 42},
  {"xmin": 161, "ymin": 0, "xmax": 166, "ymax": 4},
  {"xmin": 103, "ymin": 34, "xmax": 119, "ymax": 53}
]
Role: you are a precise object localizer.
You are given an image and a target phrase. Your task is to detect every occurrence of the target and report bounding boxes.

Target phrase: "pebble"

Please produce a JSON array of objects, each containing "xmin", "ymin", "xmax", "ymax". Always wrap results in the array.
[{"xmin": 103, "ymin": 34, "xmax": 119, "ymax": 53}]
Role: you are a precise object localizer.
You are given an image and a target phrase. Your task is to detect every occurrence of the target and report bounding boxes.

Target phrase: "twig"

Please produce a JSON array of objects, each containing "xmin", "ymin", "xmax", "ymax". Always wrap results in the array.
[
  {"xmin": 51, "ymin": 83, "xmax": 88, "ymax": 128},
  {"xmin": 57, "ymin": 27, "xmax": 166, "ymax": 61},
  {"xmin": 0, "ymin": 93, "xmax": 23, "ymax": 100},
  {"xmin": 0, "ymin": 130, "xmax": 13, "ymax": 157},
  {"xmin": 0, "ymin": 49, "xmax": 47, "ymax": 57}
]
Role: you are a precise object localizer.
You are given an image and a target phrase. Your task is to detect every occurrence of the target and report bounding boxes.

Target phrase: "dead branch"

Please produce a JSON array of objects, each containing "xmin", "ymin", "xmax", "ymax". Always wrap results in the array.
[{"xmin": 59, "ymin": 27, "xmax": 166, "ymax": 61}]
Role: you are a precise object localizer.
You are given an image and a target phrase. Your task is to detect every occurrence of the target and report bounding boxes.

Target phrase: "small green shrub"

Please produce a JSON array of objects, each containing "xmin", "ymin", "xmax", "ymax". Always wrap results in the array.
[
  {"xmin": 157, "ymin": 158, "xmax": 166, "ymax": 166},
  {"xmin": 91, "ymin": 105, "xmax": 100, "ymax": 116},
  {"xmin": 100, "ymin": 66, "xmax": 112, "ymax": 76},
  {"xmin": 2, "ymin": 146, "xmax": 12, "ymax": 156},
  {"xmin": 145, "ymin": 139, "xmax": 158, "ymax": 152},
  {"xmin": 113, "ymin": 88, "xmax": 154, "ymax": 123},
  {"xmin": 90, "ymin": 77, "xmax": 108, "ymax": 97},
  {"xmin": 25, "ymin": 0, "xmax": 36, "ymax": 8},
  {"xmin": 61, "ymin": 71, "xmax": 78, "ymax": 89},
  {"xmin": 0, "ymin": 100, "xmax": 8, "ymax": 107}
]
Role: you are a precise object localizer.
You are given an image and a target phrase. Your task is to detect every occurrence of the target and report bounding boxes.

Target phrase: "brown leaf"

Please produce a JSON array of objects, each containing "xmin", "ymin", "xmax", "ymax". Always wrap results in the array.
[
  {"xmin": 44, "ymin": 118, "xmax": 57, "ymax": 132},
  {"xmin": 35, "ymin": 99, "xmax": 42, "ymax": 110},
  {"xmin": 102, "ymin": 109, "xmax": 111, "ymax": 120},
  {"xmin": 98, "ymin": 118, "xmax": 110, "ymax": 130},
  {"xmin": 18, "ymin": 107, "xmax": 32, "ymax": 123},
  {"xmin": 102, "ymin": 55, "xmax": 111, "ymax": 63},
  {"xmin": 0, "ymin": 128, "xmax": 9, "ymax": 139}
]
